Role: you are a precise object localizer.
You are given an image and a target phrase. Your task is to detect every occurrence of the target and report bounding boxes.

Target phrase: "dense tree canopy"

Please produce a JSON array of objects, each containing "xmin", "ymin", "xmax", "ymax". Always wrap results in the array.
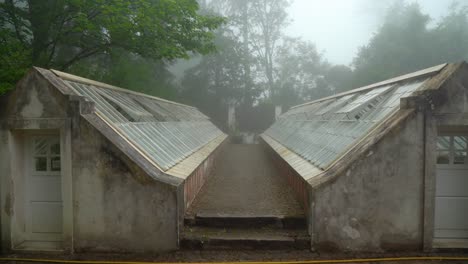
[
  {"xmin": 352, "ymin": 2, "xmax": 468, "ymax": 87},
  {"xmin": 275, "ymin": 37, "xmax": 329, "ymax": 106},
  {"xmin": 181, "ymin": 28, "xmax": 247, "ymax": 128},
  {"xmin": 180, "ymin": 0, "xmax": 330, "ymax": 130},
  {"xmin": 2, "ymin": 0, "xmax": 468, "ymax": 132},
  {"xmin": 0, "ymin": 0, "xmax": 224, "ymax": 94}
]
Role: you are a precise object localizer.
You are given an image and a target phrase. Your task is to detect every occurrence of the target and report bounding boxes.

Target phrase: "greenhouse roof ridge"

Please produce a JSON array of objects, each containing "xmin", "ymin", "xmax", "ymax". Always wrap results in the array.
[{"xmin": 291, "ymin": 63, "xmax": 447, "ymax": 110}]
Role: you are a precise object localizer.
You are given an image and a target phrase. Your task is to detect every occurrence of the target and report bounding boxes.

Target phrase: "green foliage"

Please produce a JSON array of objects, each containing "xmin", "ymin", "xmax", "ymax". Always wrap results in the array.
[
  {"xmin": 69, "ymin": 49, "xmax": 178, "ymax": 99},
  {"xmin": 352, "ymin": 1, "xmax": 468, "ymax": 88},
  {"xmin": 0, "ymin": 29, "xmax": 31, "ymax": 95},
  {"xmin": 180, "ymin": 0, "xmax": 328, "ymax": 130},
  {"xmin": 0, "ymin": 0, "xmax": 224, "ymax": 95},
  {"xmin": 431, "ymin": 3, "xmax": 468, "ymax": 63},
  {"xmin": 3, "ymin": 0, "xmax": 224, "ymax": 69},
  {"xmin": 181, "ymin": 29, "xmax": 246, "ymax": 129},
  {"xmin": 275, "ymin": 37, "xmax": 329, "ymax": 106}
]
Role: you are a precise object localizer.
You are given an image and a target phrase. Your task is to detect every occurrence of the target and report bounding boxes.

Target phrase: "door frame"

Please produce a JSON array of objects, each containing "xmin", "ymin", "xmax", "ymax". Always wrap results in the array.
[
  {"xmin": 24, "ymin": 132, "xmax": 64, "ymax": 243},
  {"xmin": 433, "ymin": 132, "xmax": 468, "ymax": 247},
  {"xmin": 423, "ymin": 115, "xmax": 468, "ymax": 251},
  {"xmin": 6, "ymin": 119, "xmax": 73, "ymax": 252}
]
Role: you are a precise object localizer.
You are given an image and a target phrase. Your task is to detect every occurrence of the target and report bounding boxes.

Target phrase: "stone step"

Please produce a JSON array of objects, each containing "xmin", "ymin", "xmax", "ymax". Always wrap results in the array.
[
  {"xmin": 180, "ymin": 226, "xmax": 310, "ymax": 250},
  {"xmin": 184, "ymin": 213, "xmax": 307, "ymax": 229}
]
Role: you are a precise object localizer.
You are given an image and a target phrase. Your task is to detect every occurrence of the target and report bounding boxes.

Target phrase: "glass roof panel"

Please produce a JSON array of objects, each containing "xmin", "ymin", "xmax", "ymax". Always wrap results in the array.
[
  {"xmin": 64, "ymin": 79, "xmax": 223, "ymax": 172},
  {"xmin": 264, "ymin": 79, "xmax": 428, "ymax": 170}
]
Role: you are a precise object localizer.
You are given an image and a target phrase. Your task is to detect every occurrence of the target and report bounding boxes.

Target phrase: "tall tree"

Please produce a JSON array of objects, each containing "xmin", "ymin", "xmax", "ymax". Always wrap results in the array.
[
  {"xmin": 352, "ymin": 2, "xmax": 431, "ymax": 87},
  {"xmin": 208, "ymin": 0, "xmax": 291, "ymax": 104},
  {"xmin": 0, "ymin": 0, "xmax": 224, "ymax": 94},
  {"xmin": 0, "ymin": 28, "xmax": 30, "ymax": 94},
  {"xmin": 210, "ymin": 0, "xmax": 256, "ymax": 107},
  {"xmin": 69, "ymin": 49, "xmax": 178, "ymax": 99},
  {"xmin": 431, "ymin": 2, "xmax": 468, "ymax": 63},
  {"xmin": 181, "ymin": 28, "xmax": 247, "ymax": 129},
  {"xmin": 249, "ymin": 0, "xmax": 291, "ymax": 99},
  {"xmin": 351, "ymin": 1, "xmax": 468, "ymax": 88},
  {"xmin": 275, "ymin": 37, "xmax": 329, "ymax": 107}
]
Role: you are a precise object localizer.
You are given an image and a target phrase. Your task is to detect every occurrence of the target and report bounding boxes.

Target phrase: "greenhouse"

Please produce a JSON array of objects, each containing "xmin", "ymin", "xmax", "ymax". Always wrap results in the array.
[
  {"xmin": 0, "ymin": 68, "xmax": 226, "ymax": 252},
  {"xmin": 0, "ymin": 62, "xmax": 467, "ymax": 253},
  {"xmin": 262, "ymin": 62, "xmax": 468, "ymax": 251}
]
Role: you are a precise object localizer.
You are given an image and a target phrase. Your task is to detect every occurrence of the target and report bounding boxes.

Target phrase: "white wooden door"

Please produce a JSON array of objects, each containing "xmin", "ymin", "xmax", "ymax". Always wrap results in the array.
[
  {"xmin": 25, "ymin": 135, "xmax": 63, "ymax": 242},
  {"xmin": 434, "ymin": 135, "xmax": 468, "ymax": 239}
]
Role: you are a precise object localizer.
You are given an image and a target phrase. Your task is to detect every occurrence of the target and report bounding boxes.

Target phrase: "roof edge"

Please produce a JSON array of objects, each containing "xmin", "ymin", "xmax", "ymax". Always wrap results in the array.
[
  {"xmin": 291, "ymin": 63, "xmax": 448, "ymax": 110},
  {"xmin": 82, "ymin": 112, "xmax": 183, "ymax": 187},
  {"xmin": 260, "ymin": 134, "xmax": 323, "ymax": 181},
  {"xmin": 414, "ymin": 62, "xmax": 466, "ymax": 93},
  {"xmin": 50, "ymin": 69, "xmax": 196, "ymax": 109},
  {"xmin": 165, "ymin": 134, "xmax": 228, "ymax": 179},
  {"xmin": 32, "ymin": 67, "xmax": 79, "ymax": 96}
]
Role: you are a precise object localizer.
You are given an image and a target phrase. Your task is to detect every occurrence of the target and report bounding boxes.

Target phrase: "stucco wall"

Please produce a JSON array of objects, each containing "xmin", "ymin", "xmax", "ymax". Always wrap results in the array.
[
  {"xmin": 0, "ymin": 69, "xmax": 179, "ymax": 253},
  {"xmin": 422, "ymin": 64, "xmax": 468, "ymax": 250},
  {"xmin": 0, "ymin": 69, "xmax": 72, "ymax": 252},
  {"xmin": 313, "ymin": 112, "xmax": 425, "ymax": 252},
  {"xmin": 72, "ymin": 119, "xmax": 178, "ymax": 253}
]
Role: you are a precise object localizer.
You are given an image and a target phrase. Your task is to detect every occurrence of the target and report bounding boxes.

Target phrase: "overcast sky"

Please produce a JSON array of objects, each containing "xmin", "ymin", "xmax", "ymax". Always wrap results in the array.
[{"xmin": 287, "ymin": 0, "xmax": 458, "ymax": 65}]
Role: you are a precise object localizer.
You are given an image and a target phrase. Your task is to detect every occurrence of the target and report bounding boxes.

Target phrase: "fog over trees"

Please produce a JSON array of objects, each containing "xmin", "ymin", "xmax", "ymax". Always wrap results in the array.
[
  {"xmin": 1, "ymin": 0, "xmax": 468, "ymax": 130},
  {"xmin": 0, "ymin": 0, "xmax": 224, "ymax": 97}
]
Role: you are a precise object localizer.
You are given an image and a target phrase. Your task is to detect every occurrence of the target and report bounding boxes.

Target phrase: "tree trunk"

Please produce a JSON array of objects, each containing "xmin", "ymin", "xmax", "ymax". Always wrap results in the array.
[
  {"xmin": 241, "ymin": 1, "xmax": 253, "ymax": 107},
  {"xmin": 28, "ymin": 0, "xmax": 55, "ymax": 67}
]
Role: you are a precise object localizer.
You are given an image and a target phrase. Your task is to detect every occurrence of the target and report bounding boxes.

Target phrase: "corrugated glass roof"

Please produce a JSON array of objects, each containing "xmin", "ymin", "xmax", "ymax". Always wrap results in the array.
[
  {"xmin": 61, "ymin": 77, "xmax": 224, "ymax": 172},
  {"xmin": 264, "ymin": 78, "xmax": 428, "ymax": 170}
]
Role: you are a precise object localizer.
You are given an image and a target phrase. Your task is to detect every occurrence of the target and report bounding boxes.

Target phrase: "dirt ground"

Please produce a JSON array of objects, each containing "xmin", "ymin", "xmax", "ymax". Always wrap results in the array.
[
  {"xmin": 187, "ymin": 144, "xmax": 304, "ymax": 217},
  {"xmin": 2, "ymin": 250, "xmax": 468, "ymax": 264}
]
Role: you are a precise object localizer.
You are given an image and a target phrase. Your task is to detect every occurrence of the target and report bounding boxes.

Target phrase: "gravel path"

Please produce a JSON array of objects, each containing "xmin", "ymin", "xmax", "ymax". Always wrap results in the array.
[{"xmin": 187, "ymin": 144, "xmax": 304, "ymax": 217}]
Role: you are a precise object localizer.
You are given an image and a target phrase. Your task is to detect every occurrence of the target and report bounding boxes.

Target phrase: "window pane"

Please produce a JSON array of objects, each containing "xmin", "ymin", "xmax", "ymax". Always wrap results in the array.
[
  {"xmin": 34, "ymin": 138, "xmax": 48, "ymax": 155},
  {"xmin": 50, "ymin": 141, "xmax": 60, "ymax": 155},
  {"xmin": 437, "ymin": 136, "xmax": 451, "ymax": 150},
  {"xmin": 50, "ymin": 157, "xmax": 61, "ymax": 171},
  {"xmin": 453, "ymin": 136, "xmax": 467, "ymax": 151},
  {"xmin": 35, "ymin": 157, "xmax": 47, "ymax": 171},
  {"xmin": 454, "ymin": 151, "xmax": 467, "ymax": 165},
  {"xmin": 437, "ymin": 151, "xmax": 450, "ymax": 164}
]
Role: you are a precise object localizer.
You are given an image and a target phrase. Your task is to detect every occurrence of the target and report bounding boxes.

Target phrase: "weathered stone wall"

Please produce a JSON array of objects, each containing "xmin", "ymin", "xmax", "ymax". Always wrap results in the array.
[
  {"xmin": 72, "ymin": 119, "xmax": 178, "ymax": 253},
  {"xmin": 422, "ymin": 63, "xmax": 468, "ymax": 250},
  {"xmin": 0, "ymin": 69, "xmax": 179, "ymax": 253},
  {"xmin": 313, "ymin": 111, "xmax": 425, "ymax": 252},
  {"xmin": 0, "ymin": 69, "xmax": 72, "ymax": 252}
]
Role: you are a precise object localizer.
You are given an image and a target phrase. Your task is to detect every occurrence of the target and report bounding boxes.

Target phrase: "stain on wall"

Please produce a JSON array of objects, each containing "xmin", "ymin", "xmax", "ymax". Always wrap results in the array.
[
  {"xmin": 72, "ymin": 119, "xmax": 178, "ymax": 253},
  {"xmin": 314, "ymin": 112, "xmax": 425, "ymax": 252}
]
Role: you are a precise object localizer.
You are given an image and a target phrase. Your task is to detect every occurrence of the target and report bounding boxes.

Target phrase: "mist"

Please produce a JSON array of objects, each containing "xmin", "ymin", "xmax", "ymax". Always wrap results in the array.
[
  {"xmin": 2, "ymin": 0, "xmax": 468, "ymax": 133},
  {"xmin": 287, "ymin": 0, "xmax": 454, "ymax": 64}
]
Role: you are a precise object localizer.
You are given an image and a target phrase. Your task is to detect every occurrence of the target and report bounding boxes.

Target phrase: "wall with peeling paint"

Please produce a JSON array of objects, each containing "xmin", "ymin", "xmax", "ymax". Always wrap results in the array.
[
  {"xmin": 72, "ymin": 119, "xmax": 178, "ymax": 253},
  {"xmin": 311, "ymin": 64, "xmax": 468, "ymax": 252},
  {"xmin": 313, "ymin": 111, "xmax": 425, "ymax": 252},
  {"xmin": 0, "ymin": 69, "xmax": 179, "ymax": 253}
]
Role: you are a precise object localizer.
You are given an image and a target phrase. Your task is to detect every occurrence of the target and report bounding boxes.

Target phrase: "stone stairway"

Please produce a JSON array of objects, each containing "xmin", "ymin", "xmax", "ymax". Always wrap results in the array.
[
  {"xmin": 181, "ymin": 214, "xmax": 310, "ymax": 250},
  {"xmin": 182, "ymin": 143, "xmax": 310, "ymax": 250}
]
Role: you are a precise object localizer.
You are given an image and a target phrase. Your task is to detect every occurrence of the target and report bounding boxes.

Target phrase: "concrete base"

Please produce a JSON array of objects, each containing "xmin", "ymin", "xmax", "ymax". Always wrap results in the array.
[
  {"xmin": 182, "ymin": 217, "xmax": 310, "ymax": 250},
  {"xmin": 185, "ymin": 214, "xmax": 306, "ymax": 229}
]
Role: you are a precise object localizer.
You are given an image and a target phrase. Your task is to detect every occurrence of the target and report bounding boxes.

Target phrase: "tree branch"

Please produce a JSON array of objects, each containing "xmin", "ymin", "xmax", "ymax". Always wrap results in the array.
[{"xmin": 59, "ymin": 44, "xmax": 110, "ymax": 70}]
